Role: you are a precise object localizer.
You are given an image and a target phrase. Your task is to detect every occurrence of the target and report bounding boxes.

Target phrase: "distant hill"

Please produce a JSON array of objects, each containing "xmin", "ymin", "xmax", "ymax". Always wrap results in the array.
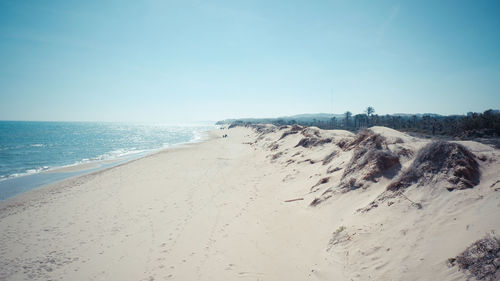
[
  {"xmin": 392, "ymin": 113, "xmax": 443, "ymax": 118},
  {"xmin": 286, "ymin": 113, "xmax": 346, "ymax": 119}
]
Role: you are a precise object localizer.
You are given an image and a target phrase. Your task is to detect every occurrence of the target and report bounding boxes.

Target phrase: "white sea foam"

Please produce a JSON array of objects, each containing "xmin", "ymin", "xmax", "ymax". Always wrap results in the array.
[
  {"xmin": 0, "ymin": 166, "xmax": 51, "ymax": 182},
  {"xmin": 0, "ymin": 124, "xmax": 215, "ymax": 183}
]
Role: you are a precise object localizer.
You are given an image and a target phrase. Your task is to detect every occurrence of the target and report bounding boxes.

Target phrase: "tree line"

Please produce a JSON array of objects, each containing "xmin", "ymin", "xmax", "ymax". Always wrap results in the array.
[{"xmin": 226, "ymin": 108, "xmax": 500, "ymax": 138}]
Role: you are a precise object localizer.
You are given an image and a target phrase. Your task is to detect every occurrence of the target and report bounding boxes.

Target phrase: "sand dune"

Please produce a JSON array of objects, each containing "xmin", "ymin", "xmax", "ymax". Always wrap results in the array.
[{"xmin": 0, "ymin": 126, "xmax": 499, "ymax": 280}]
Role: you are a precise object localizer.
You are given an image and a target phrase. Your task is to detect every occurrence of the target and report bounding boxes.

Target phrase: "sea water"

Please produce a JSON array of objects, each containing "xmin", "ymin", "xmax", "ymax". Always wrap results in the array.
[{"xmin": 0, "ymin": 121, "xmax": 214, "ymax": 199}]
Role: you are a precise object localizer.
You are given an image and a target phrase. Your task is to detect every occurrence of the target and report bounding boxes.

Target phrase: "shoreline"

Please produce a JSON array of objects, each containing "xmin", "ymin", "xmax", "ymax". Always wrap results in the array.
[{"xmin": 0, "ymin": 130, "xmax": 214, "ymax": 201}]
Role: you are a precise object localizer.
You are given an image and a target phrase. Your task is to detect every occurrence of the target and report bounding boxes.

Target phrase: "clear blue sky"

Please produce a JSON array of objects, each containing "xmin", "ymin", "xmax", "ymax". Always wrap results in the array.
[{"xmin": 1, "ymin": 0, "xmax": 499, "ymax": 122}]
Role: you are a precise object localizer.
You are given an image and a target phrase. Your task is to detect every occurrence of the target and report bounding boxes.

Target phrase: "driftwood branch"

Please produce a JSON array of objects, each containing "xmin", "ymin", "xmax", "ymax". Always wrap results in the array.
[
  {"xmin": 284, "ymin": 198, "xmax": 304, "ymax": 203},
  {"xmin": 401, "ymin": 193, "xmax": 422, "ymax": 209}
]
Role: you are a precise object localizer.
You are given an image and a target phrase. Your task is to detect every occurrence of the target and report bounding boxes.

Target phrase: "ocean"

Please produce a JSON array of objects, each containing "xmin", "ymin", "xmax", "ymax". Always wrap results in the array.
[{"xmin": 0, "ymin": 121, "xmax": 214, "ymax": 199}]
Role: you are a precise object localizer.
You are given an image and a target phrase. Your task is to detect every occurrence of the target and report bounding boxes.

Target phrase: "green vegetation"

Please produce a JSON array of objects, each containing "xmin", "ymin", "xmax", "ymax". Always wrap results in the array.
[{"xmin": 218, "ymin": 108, "xmax": 500, "ymax": 138}]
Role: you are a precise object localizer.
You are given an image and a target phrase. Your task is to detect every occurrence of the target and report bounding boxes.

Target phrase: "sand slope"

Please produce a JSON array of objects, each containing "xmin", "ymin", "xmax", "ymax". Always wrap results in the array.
[{"xmin": 0, "ymin": 126, "xmax": 499, "ymax": 280}]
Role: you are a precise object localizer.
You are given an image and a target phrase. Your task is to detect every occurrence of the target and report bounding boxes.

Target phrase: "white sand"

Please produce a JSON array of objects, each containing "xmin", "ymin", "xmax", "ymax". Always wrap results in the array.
[{"xmin": 1, "ymin": 126, "xmax": 499, "ymax": 280}]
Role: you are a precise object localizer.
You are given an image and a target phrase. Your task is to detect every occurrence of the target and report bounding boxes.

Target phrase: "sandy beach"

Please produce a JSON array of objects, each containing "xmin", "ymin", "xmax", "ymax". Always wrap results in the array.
[{"xmin": 1, "ymin": 126, "xmax": 499, "ymax": 280}]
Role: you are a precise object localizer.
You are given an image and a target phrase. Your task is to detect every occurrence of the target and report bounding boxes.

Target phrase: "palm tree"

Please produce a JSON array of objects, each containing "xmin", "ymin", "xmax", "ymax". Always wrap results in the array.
[
  {"xmin": 365, "ymin": 106, "xmax": 375, "ymax": 116},
  {"xmin": 365, "ymin": 106, "xmax": 375, "ymax": 126},
  {"xmin": 344, "ymin": 111, "xmax": 352, "ymax": 129},
  {"xmin": 329, "ymin": 117, "xmax": 337, "ymax": 129}
]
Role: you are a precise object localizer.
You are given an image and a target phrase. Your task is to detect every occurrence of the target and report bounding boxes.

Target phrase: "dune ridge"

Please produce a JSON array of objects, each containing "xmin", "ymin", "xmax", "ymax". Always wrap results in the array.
[{"xmin": 240, "ymin": 123, "xmax": 500, "ymax": 280}]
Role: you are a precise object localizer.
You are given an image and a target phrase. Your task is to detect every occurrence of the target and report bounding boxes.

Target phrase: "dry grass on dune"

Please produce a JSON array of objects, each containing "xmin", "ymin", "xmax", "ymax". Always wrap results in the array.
[
  {"xmin": 388, "ymin": 141, "xmax": 480, "ymax": 192},
  {"xmin": 280, "ymin": 130, "xmax": 299, "ymax": 140},
  {"xmin": 277, "ymin": 124, "xmax": 304, "ymax": 140},
  {"xmin": 393, "ymin": 145, "xmax": 414, "ymax": 158},
  {"xmin": 360, "ymin": 140, "xmax": 482, "ymax": 212},
  {"xmin": 300, "ymin": 127, "xmax": 321, "ymax": 138},
  {"xmin": 449, "ymin": 234, "xmax": 500, "ymax": 281},
  {"xmin": 295, "ymin": 137, "xmax": 333, "ymax": 148},
  {"xmin": 311, "ymin": 129, "xmax": 401, "ymax": 205},
  {"xmin": 339, "ymin": 130, "xmax": 401, "ymax": 191},
  {"xmin": 245, "ymin": 124, "xmax": 277, "ymax": 134},
  {"xmin": 322, "ymin": 151, "xmax": 338, "ymax": 165},
  {"xmin": 339, "ymin": 129, "xmax": 386, "ymax": 151},
  {"xmin": 310, "ymin": 177, "xmax": 330, "ymax": 192},
  {"xmin": 271, "ymin": 151, "xmax": 283, "ymax": 161},
  {"xmin": 290, "ymin": 127, "xmax": 333, "ymax": 148},
  {"xmin": 340, "ymin": 146, "xmax": 400, "ymax": 189},
  {"xmin": 268, "ymin": 142, "xmax": 279, "ymax": 151}
]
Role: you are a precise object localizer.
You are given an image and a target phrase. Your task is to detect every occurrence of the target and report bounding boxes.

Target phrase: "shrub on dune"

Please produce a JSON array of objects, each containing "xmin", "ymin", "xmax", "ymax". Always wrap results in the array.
[
  {"xmin": 337, "ymin": 130, "xmax": 400, "ymax": 191},
  {"xmin": 339, "ymin": 146, "xmax": 400, "ymax": 191},
  {"xmin": 311, "ymin": 129, "xmax": 401, "ymax": 205},
  {"xmin": 342, "ymin": 129, "xmax": 386, "ymax": 151},
  {"xmin": 280, "ymin": 130, "xmax": 299, "ymax": 140},
  {"xmin": 449, "ymin": 234, "xmax": 500, "ymax": 280},
  {"xmin": 295, "ymin": 137, "xmax": 333, "ymax": 148},
  {"xmin": 344, "ymin": 148, "xmax": 400, "ymax": 181},
  {"xmin": 388, "ymin": 141, "xmax": 480, "ymax": 192},
  {"xmin": 279, "ymin": 125, "xmax": 304, "ymax": 140},
  {"xmin": 322, "ymin": 151, "xmax": 338, "ymax": 165}
]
